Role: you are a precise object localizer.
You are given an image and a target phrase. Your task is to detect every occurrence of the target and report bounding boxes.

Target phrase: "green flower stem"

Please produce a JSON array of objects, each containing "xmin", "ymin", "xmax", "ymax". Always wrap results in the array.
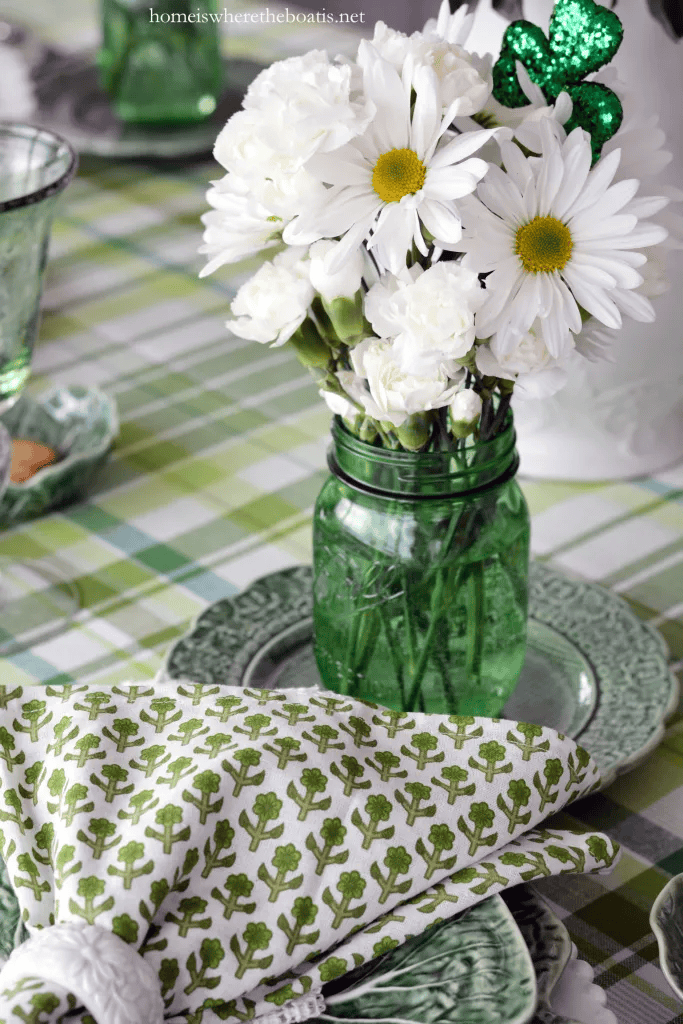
[
  {"xmin": 434, "ymin": 613, "xmax": 458, "ymax": 711},
  {"xmin": 342, "ymin": 612, "xmax": 377, "ymax": 697},
  {"xmin": 465, "ymin": 561, "xmax": 485, "ymax": 685},
  {"xmin": 378, "ymin": 602, "xmax": 407, "ymax": 707},
  {"xmin": 402, "ymin": 581, "xmax": 418, "ymax": 679},
  {"xmin": 341, "ymin": 614, "xmax": 362, "ymax": 696},
  {"xmin": 403, "ymin": 571, "xmax": 446, "ymax": 713},
  {"xmin": 349, "ymin": 611, "xmax": 380, "ymax": 697},
  {"xmin": 401, "ymin": 503, "xmax": 479, "ymax": 712},
  {"xmin": 487, "ymin": 392, "xmax": 512, "ymax": 440},
  {"xmin": 374, "ymin": 422, "xmax": 399, "ymax": 449}
]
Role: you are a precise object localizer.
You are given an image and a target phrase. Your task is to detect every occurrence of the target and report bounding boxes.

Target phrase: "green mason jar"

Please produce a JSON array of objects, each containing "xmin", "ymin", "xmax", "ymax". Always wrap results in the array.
[
  {"xmin": 99, "ymin": 0, "xmax": 223, "ymax": 124},
  {"xmin": 312, "ymin": 415, "xmax": 530, "ymax": 716}
]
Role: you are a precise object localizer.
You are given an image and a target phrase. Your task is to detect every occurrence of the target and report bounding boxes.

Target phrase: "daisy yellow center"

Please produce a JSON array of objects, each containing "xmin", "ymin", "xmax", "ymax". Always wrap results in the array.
[
  {"xmin": 372, "ymin": 148, "xmax": 426, "ymax": 203},
  {"xmin": 514, "ymin": 216, "xmax": 573, "ymax": 274}
]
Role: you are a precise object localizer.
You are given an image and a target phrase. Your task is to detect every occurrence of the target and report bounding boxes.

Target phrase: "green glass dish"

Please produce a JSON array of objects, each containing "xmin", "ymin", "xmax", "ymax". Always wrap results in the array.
[
  {"xmin": 0, "ymin": 385, "xmax": 118, "ymax": 528},
  {"xmin": 99, "ymin": 0, "xmax": 223, "ymax": 124},
  {"xmin": 312, "ymin": 417, "xmax": 531, "ymax": 716}
]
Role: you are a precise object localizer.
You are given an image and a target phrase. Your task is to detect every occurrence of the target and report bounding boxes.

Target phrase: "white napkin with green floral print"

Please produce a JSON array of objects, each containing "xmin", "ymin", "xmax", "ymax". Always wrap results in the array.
[{"xmin": 0, "ymin": 681, "xmax": 619, "ymax": 1024}]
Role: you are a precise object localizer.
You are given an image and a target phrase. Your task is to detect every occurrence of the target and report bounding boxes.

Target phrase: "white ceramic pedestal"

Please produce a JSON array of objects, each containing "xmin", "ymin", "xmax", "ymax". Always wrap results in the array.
[{"xmin": 468, "ymin": 0, "xmax": 683, "ymax": 481}]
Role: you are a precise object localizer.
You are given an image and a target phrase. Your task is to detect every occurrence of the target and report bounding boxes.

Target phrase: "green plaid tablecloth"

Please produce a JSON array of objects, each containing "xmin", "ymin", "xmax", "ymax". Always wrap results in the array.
[{"xmin": 2, "ymin": 3, "xmax": 683, "ymax": 1021}]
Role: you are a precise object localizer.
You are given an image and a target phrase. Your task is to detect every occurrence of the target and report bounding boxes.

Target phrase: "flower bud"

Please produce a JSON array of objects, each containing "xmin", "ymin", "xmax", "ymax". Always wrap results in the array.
[
  {"xmin": 309, "ymin": 239, "xmax": 364, "ymax": 301},
  {"xmin": 396, "ymin": 413, "xmax": 431, "ymax": 451},
  {"xmin": 288, "ymin": 318, "xmax": 331, "ymax": 368},
  {"xmin": 449, "ymin": 389, "xmax": 482, "ymax": 438},
  {"xmin": 323, "ymin": 293, "xmax": 365, "ymax": 342}
]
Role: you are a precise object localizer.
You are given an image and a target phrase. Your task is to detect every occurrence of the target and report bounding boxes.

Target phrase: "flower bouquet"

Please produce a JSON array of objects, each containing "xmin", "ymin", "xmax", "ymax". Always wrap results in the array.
[{"xmin": 200, "ymin": 0, "xmax": 672, "ymax": 715}]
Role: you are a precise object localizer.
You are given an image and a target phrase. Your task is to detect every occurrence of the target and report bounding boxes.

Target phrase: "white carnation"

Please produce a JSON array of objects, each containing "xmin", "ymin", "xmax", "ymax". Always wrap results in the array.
[
  {"xmin": 366, "ymin": 263, "xmax": 485, "ymax": 376},
  {"xmin": 408, "ymin": 39, "xmax": 491, "ymax": 116},
  {"xmin": 370, "ymin": 22, "xmax": 413, "ymax": 67},
  {"xmin": 475, "ymin": 323, "xmax": 570, "ymax": 399},
  {"xmin": 309, "ymin": 240, "xmax": 364, "ymax": 301},
  {"xmin": 370, "ymin": 16, "xmax": 490, "ymax": 117},
  {"xmin": 227, "ymin": 249, "xmax": 314, "ymax": 346},
  {"xmin": 253, "ymin": 165, "xmax": 327, "ymax": 221},
  {"xmin": 351, "ymin": 336, "xmax": 460, "ymax": 426},
  {"xmin": 199, "ymin": 177, "xmax": 281, "ymax": 276},
  {"xmin": 213, "ymin": 109, "xmax": 279, "ymax": 180},
  {"xmin": 212, "ymin": 113, "xmax": 325, "ymax": 221},
  {"xmin": 212, "ymin": 51, "xmax": 370, "ymax": 225},
  {"xmin": 242, "ymin": 50, "xmax": 373, "ymax": 163}
]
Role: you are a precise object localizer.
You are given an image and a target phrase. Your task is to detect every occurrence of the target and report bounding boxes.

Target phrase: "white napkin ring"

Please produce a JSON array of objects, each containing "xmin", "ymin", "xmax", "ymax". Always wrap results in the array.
[{"xmin": 0, "ymin": 922, "xmax": 164, "ymax": 1024}]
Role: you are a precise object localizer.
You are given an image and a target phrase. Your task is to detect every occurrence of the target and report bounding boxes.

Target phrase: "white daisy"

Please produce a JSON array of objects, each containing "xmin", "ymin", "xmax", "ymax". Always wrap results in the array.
[
  {"xmin": 459, "ymin": 119, "xmax": 668, "ymax": 357},
  {"xmin": 283, "ymin": 41, "xmax": 497, "ymax": 274},
  {"xmin": 480, "ymin": 62, "xmax": 573, "ymax": 153},
  {"xmin": 575, "ymin": 320, "xmax": 617, "ymax": 364},
  {"xmin": 422, "ymin": 0, "xmax": 474, "ymax": 47}
]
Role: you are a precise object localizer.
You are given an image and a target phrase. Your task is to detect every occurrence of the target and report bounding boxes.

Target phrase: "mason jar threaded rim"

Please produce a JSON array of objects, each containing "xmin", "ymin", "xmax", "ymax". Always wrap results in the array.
[{"xmin": 328, "ymin": 414, "xmax": 519, "ymax": 499}]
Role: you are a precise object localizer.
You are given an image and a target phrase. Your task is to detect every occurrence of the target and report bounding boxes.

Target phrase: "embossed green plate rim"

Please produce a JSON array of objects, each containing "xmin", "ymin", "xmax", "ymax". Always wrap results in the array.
[
  {"xmin": 163, "ymin": 562, "xmax": 679, "ymax": 790},
  {"xmin": 650, "ymin": 872, "xmax": 683, "ymax": 1002}
]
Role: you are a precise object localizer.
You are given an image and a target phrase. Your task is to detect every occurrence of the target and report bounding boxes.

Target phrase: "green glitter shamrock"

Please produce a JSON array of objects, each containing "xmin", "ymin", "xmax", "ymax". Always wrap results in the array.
[{"xmin": 492, "ymin": 0, "xmax": 624, "ymax": 160}]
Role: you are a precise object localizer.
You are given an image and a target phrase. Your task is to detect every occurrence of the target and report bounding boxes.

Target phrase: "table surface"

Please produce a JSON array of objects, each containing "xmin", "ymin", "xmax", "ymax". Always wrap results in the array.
[{"xmin": 3, "ymin": 3, "xmax": 683, "ymax": 1022}]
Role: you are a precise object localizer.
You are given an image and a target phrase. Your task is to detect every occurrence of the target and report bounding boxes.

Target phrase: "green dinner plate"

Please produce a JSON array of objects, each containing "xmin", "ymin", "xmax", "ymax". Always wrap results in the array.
[{"xmin": 164, "ymin": 562, "xmax": 678, "ymax": 789}]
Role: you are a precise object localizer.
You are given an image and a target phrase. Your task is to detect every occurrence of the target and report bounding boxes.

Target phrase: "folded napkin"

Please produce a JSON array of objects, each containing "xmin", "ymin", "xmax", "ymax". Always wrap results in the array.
[{"xmin": 0, "ymin": 682, "xmax": 619, "ymax": 1024}]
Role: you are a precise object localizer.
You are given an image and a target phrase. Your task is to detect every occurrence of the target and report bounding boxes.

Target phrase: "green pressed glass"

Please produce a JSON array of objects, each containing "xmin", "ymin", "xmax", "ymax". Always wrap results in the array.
[
  {"xmin": 0, "ymin": 126, "xmax": 77, "ymax": 413},
  {"xmin": 99, "ymin": 0, "xmax": 223, "ymax": 124},
  {"xmin": 313, "ymin": 416, "xmax": 531, "ymax": 716}
]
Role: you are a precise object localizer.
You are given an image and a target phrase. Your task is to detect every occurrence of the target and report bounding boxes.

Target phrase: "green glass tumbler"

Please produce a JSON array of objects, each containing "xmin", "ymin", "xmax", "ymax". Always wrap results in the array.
[
  {"xmin": 0, "ymin": 125, "xmax": 77, "ymax": 413},
  {"xmin": 312, "ymin": 416, "xmax": 531, "ymax": 716},
  {"xmin": 99, "ymin": 0, "xmax": 223, "ymax": 124}
]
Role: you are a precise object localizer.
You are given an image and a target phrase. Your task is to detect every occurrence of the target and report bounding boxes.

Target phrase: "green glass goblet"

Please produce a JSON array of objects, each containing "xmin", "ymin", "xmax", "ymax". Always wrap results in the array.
[{"xmin": 0, "ymin": 124, "xmax": 81, "ymax": 658}]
